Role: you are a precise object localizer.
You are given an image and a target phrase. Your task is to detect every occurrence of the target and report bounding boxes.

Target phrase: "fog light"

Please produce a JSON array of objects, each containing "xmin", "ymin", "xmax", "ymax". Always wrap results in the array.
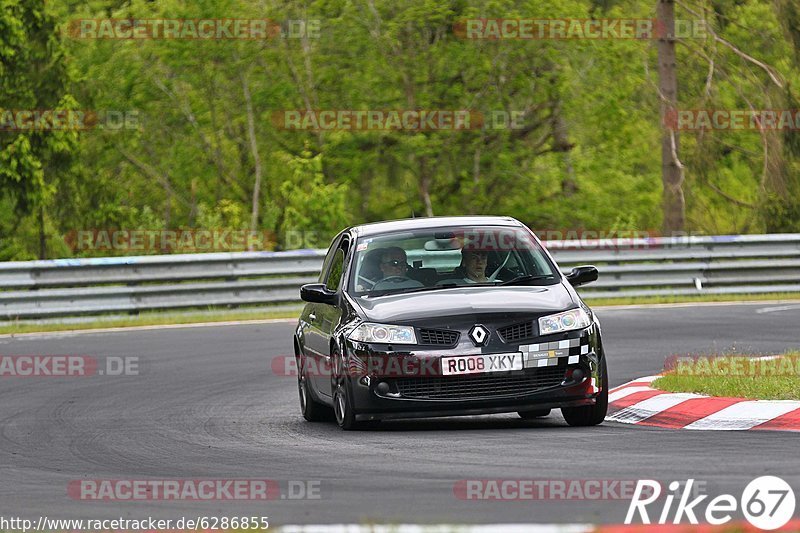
[
  {"xmin": 570, "ymin": 368, "xmax": 585, "ymax": 381},
  {"xmin": 376, "ymin": 382, "xmax": 390, "ymax": 395}
]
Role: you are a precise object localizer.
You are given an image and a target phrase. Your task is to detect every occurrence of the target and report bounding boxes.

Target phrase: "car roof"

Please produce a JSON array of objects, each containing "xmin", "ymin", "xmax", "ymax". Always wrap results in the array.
[{"xmin": 350, "ymin": 216, "xmax": 522, "ymax": 238}]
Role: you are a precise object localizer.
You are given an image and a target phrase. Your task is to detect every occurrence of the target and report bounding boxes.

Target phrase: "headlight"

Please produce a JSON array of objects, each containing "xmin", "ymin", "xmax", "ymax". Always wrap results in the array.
[
  {"xmin": 538, "ymin": 308, "xmax": 591, "ymax": 335},
  {"xmin": 348, "ymin": 322, "xmax": 417, "ymax": 344}
]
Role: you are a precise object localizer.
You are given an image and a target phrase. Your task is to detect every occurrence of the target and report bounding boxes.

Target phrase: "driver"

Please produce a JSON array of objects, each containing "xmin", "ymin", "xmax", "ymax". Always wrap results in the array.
[
  {"xmin": 371, "ymin": 247, "xmax": 423, "ymax": 291},
  {"xmin": 379, "ymin": 247, "xmax": 410, "ymax": 279}
]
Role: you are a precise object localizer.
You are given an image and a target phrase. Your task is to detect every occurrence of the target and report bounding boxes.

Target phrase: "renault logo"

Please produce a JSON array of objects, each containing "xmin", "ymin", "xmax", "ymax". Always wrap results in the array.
[{"xmin": 469, "ymin": 325, "xmax": 489, "ymax": 346}]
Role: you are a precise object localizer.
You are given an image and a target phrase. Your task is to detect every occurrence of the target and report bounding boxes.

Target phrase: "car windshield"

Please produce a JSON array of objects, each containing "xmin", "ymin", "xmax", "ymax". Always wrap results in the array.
[{"xmin": 349, "ymin": 225, "xmax": 559, "ymax": 297}]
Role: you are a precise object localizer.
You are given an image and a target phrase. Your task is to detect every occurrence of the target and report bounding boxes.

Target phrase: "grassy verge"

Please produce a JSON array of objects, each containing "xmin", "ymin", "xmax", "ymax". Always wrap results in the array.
[
  {"xmin": 0, "ymin": 292, "xmax": 798, "ymax": 336},
  {"xmin": 652, "ymin": 353, "xmax": 800, "ymax": 400},
  {"xmin": 0, "ymin": 308, "xmax": 300, "ymax": 335}
]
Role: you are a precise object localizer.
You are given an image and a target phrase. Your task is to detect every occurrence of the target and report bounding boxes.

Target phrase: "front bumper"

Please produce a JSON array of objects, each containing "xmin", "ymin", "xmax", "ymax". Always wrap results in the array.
[{"xmin": 343, "ymin": 325, "xmax": 605, "ymax": 421}]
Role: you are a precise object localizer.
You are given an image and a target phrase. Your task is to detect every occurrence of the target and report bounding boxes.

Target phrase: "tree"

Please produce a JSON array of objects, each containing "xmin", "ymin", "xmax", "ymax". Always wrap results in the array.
[
  {"xmin": 656, "ymin": 0, "xmax": 685, "ymax": 233},
  {"xmin": 0, "ymin": 0, "xmax": 78, "ymax": 259}
]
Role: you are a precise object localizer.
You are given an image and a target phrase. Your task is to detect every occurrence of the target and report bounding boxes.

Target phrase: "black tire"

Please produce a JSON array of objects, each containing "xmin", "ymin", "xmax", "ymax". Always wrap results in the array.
[
  {"xmin": 561, "ymin": 357, "xmax": 609, "ymax": 427},
  {"xmin": 297, "ymin": 354, "xmax": 330, "ymax": 422},
  {"xmin": 518, "ymin": 409, "xmax": 551, "ymax": 419},
  {"xmin": 332, "ymin": 380, "xmax": 357, "ymax": 430},
  {"xmin": 331, "ymin": 347, "xmax": 375, "ymax": 431}
]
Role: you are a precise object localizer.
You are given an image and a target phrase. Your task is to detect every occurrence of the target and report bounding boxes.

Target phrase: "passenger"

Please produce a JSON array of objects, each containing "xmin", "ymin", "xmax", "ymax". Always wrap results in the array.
[
  {"xmin": 437, "ymin": 249, "xmax": 491, "ymax": 285},
  {"xmin": 461, "ymin": 249, "xmax": 489, "ymax": 283}
]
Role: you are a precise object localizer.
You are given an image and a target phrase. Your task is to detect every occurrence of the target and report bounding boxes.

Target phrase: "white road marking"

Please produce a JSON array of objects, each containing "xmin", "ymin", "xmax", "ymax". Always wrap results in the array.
[
  {"xmin": 609, "ymin": 375, "xmax": 661, "ymax": 393},
  {"xmin": 684, "ymin": 401, "xmax": 800, "ymax": 430},
  {"xmin": 756, "ymin": 304, "xmax": 800, "ymax": 314},
  {"xmin": 606, "ymin": 393, "xmax": 704, "ymax": 424},
  {"xmin": 608, "ymin": 386, "xmax": 658, "ymax": 404}
]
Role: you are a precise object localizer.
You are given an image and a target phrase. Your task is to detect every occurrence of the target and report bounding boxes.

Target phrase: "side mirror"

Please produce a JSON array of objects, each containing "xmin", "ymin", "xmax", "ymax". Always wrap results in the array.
[
  {"xmin": 300, "ymin": 283, "xmax": 339, "ymax": 305},
  {"xmin": 565, "ymin": 265, "xmax": 599, "ymax": 287}
]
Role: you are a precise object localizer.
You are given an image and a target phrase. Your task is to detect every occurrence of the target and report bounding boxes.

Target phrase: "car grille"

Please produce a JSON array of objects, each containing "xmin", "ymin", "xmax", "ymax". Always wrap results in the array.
[
  {"xmin": 497, "ymin": 321, "xmax": 535, "ymax": 342},
  {"xmin": 418, "ymin": 328, "xmax": 459, "ymax": 346},
  {"xmin": 392, "ymin": 365, "xmax": 566, "ymax": 400}
]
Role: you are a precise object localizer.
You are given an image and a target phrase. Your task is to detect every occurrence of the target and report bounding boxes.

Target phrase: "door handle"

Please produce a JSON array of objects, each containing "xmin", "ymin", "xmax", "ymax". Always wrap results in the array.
[{"xmin": 309, "ymin": 313, "xmax": 316, "ymax": 321}]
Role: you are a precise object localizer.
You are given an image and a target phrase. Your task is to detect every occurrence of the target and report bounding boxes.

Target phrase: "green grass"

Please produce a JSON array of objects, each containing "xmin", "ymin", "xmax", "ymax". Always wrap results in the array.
[
  {"xmin": 0, "ymin": 292, "xmax": 798, "ymax": 336},
  {"xmin": 0, "ymin": 308, "xmax": 299, "ymax": 335},
  {"xmin": 652, "ymin": 353, "xmax": 800, "ymax": 400}
]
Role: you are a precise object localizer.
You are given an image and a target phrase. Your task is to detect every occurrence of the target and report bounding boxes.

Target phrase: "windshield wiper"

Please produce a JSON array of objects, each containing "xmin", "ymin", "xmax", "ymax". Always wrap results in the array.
[
  {"xmin": 498, "ymin": 274, "xmax": 555, "ymax": 286},
  {"xmin": 403, "ymin": 283, "xmax": 458, "ymax": 294},
  {"xmin": 362, "ymin": 283, "xmax": 458, "ymax": 298}
]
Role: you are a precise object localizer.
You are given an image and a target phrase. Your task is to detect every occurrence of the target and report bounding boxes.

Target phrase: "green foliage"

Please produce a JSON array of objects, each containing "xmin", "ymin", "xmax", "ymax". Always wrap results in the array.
[
  {"xmin": 0, "ymin": 0, "xmax": 78, "ymax": 258},
  {"xmin": 278, "ymin": 151, "xmax": 351, "ymax": 249},
  {"xmin": 761, "ymin": 192, "xmax": 800, "ymax": 232},
  {"xmin": 0, "ymin": 0, "xmax": 798, "ymax": 259},
  {"xmin": 196, "ymin": 200, "xmax": 248, "ymax": 231}
]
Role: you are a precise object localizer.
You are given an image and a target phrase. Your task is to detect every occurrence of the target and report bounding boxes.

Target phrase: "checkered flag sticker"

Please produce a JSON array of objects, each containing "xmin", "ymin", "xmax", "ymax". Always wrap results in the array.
[{"xmin": 520, "ymin": 335, "xmax": 590, "ymax": 368}]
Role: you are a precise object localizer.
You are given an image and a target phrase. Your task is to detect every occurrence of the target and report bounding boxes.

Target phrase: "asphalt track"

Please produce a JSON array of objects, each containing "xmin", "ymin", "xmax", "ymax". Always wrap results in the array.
[{"xmin": 0, "ymin": 302, "xmax": 799, "ymax": 526}]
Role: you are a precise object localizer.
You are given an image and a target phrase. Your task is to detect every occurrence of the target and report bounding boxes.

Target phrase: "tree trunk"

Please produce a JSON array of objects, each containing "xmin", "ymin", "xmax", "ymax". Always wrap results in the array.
[
  {"xmin": 657, "ymin": 0, "xmax": 685, "ymax": 233},
  {"xmin": 552, "ymin": 99, "xmax": 577, "ymax": 196},
  {"xmin": 189, "ymin": 178, "xmax": 197, "ymax": 226},
  {"xmin": 241, "ymin": 70, "xmax": 262, "ymax": 237},
  {"xmin": 207, "ymin": 85, "xmax": 225, "ymax": 204},
  {"xmin": 38, "ymin": 205, "xmax": 46, "ymax": 259},
  {"xmin": 419, "ymin": 157, "xmax": 434, "ymax": 217}
]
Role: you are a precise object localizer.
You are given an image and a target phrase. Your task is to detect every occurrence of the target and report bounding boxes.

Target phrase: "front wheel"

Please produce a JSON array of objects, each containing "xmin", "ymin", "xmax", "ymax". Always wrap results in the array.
[
  {"xmin": 561, "ymin": 357, "xmax": 608, "ymax": 427},
  {"xmin": 331, "ymin": 347, "xmax": 377, "ymax": 430},
  {"xmin": 298, "ymin": 354, "xmax": 330, "ymax": 422},
  {"xmin": 333, "ymin": 380, "xmax": 358, "ymax": 430}
]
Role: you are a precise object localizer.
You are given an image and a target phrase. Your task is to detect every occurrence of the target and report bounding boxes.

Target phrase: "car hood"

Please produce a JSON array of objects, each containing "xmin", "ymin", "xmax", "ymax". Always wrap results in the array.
[{"xmin": 353, "ymin": 283, "xmax": 575, "ymax": 323}]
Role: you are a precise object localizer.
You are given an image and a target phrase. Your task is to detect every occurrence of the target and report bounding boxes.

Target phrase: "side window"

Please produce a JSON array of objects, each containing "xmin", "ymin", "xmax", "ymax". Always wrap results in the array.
[
  {"xmin": 318, "ymin": 236, "xmax": 342, "ymax": 283},
  {"xmin": 324, "ymin": 239, "xmax": 349, "ymax": 291},
  {"xmin": 325, "ymin": 250, "xmax": 345, "ymax": 291}
]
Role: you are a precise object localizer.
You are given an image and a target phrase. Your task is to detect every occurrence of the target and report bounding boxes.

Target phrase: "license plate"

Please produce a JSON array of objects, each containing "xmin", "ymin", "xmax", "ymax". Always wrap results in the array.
[{"xmin": 441, "ymin": 353, "xmax": 522, "ymax": 376}]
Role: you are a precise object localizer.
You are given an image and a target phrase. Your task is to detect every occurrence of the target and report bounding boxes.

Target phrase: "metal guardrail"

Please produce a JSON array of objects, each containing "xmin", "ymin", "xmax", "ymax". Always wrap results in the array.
[{"xmin": 1, "ymin": 234, "xmax": 799, "ymax": 319}]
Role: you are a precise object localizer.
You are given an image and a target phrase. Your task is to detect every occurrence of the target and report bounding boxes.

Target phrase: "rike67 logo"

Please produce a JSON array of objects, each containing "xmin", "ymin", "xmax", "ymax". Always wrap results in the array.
[{"xmin": 626, "ymin": 476, "xmax": 796, "ymax": 530}]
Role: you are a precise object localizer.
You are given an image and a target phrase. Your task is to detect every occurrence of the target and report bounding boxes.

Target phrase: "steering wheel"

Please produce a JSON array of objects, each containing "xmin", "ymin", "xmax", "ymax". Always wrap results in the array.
[
  {"xmin": 357, "ymin": 275, "xmax": 376, "ymax": 289},
  {"xmin": 377, "ymin": 276, "xmax": 409, "ymax": 284},
  {"xmin": 488, "ymin": 251, "xmax": 512, "ymax": 282}
]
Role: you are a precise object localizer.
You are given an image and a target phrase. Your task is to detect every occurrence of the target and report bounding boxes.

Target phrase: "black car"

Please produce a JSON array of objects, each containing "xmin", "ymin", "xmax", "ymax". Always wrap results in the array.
[{"xmin": 294, "ymin": 216, "xmax": 607, "ymax": 430}]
